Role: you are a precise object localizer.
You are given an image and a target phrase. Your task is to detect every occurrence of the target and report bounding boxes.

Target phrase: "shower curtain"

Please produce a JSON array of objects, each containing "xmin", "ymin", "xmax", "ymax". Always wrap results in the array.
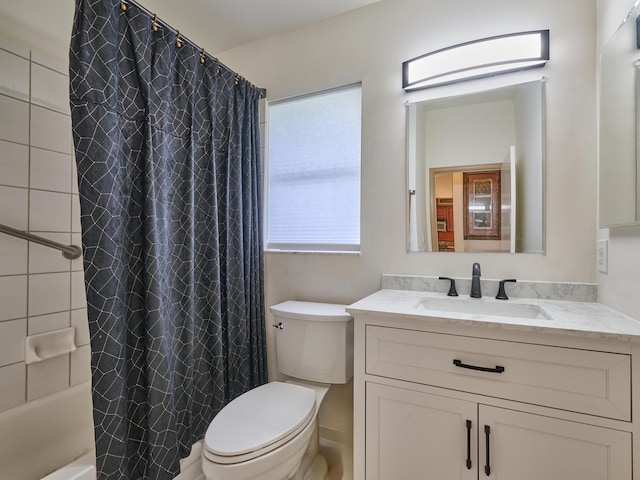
[{"xmin": 69, "ymin": 1, "xmax": 267, "ymax": 479}]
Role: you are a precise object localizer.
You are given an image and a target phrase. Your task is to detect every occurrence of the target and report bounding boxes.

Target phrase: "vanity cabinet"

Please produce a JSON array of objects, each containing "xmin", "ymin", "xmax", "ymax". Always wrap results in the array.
[
  {"xmin": 366, "ymin": 383, "xmax": 630, "ymax": 480},
  {"xmin": 352, "ymin": 312, "xmax": 637, "ymax": 480}
]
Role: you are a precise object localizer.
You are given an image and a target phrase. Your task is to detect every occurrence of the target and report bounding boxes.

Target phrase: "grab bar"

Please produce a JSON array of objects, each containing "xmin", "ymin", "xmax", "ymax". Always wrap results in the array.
[{"xmin": 0, "ymin": 223, "xmax": 82, "ymax": 259}]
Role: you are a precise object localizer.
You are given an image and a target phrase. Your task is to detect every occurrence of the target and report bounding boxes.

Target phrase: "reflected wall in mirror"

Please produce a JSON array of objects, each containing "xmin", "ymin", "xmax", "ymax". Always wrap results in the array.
[
  {"xmin": 407, "ymin": 80, "xmax": 546, "ymax": 253},
  {"xmin": 599, "ymin": 2, "xmax": 640, "ymax": 227}
]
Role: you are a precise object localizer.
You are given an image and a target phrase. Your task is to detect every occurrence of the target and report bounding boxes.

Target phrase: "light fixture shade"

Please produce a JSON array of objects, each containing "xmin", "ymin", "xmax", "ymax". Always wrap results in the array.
[{"xmin": 403, "ymin": 30, "xmax": 550, "ymax": 91}]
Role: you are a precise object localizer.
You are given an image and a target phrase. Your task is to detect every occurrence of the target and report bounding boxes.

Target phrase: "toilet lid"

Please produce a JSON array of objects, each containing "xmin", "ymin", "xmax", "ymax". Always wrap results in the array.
[{"xmin": 204, "ymin": 382, "xmax": 316, "ymax": 457}]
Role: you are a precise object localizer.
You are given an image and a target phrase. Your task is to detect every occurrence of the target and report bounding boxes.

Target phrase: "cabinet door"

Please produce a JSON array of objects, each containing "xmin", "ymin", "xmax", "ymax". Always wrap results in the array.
[
  {"xmin": 478, "ymin": 405, "xmax": 632, "ymax": 480},
  {"xmin": 366, "ymin": 382, "xmax": 476, "ymax": 480}
]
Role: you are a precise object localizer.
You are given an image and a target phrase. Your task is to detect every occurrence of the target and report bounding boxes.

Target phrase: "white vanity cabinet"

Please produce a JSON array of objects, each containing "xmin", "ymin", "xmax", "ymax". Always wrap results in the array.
[
  {"xmin": 350, "ymin": 297, "xmax": 640, "ymax": 480},
  {"xmin": 366, "ymin": 383, "xmax": 630, "ymax": 480}
]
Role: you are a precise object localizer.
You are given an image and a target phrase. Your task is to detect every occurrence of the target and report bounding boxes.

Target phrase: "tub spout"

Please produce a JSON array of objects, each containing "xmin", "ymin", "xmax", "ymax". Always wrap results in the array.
[{"xmin": 470, "ymin": 263, "xmax": 482, "ymax": 298}]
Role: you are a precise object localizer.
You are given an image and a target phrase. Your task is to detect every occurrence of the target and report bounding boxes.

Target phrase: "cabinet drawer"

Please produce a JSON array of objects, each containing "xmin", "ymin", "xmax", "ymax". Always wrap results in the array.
[{"xmin": 366, "ymin": 326, "xmax": 631, "ymax": 421}]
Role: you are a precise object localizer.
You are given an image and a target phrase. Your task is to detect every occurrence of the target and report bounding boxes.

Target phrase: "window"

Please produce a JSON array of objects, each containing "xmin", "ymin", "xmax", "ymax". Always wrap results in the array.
[{"xmin": 266, "ymin": 84, "xmax": 361, "ymax": 252}]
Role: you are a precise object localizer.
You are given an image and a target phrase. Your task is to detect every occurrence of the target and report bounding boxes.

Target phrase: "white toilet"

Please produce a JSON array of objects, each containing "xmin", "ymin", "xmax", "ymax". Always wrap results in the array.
[{"xmin": 201, "ymin": 301, "xmax": 353, "ymax": 480}]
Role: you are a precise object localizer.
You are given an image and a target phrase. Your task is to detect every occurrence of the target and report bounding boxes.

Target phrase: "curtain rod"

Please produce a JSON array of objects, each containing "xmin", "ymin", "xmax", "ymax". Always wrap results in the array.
[
  {"xmin": 0, "ymin": 223, "xmax": 82, "ymax": 259},
  {"xmin": 118, "ymin": 0, "xmax": 266, "ymax": 97}
]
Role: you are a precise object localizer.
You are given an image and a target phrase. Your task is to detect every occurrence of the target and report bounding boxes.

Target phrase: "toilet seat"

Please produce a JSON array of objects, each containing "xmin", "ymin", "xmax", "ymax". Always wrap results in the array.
[{"xmin": 203, "ymin": 382, "xmax": 316, "ymax": 465}]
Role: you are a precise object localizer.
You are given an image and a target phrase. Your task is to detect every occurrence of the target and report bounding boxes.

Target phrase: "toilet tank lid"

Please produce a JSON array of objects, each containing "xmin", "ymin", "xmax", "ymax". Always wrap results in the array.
[{"xmin": 270, "ymin": 301, "xmax": 352, "ymax": 322}]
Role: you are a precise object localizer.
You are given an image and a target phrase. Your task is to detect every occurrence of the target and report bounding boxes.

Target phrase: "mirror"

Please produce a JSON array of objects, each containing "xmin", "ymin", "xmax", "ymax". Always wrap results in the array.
[
  {"xmin": 407, "ymin": 80, "xmax": 546, "ymax": 253},
  {"xmin": 599, "ymin": 2, "xmax": 640, "ymax": 228}
]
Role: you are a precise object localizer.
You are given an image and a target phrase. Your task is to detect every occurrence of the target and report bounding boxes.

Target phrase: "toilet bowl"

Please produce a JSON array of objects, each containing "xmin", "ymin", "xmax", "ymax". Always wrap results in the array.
[
  {"xmin": 202, "ymin": 381, "xmax": 327, "ymax": 480},
  {"xmin": 202, "ymin": 301, "xmax": 353, "ymax": 480}
]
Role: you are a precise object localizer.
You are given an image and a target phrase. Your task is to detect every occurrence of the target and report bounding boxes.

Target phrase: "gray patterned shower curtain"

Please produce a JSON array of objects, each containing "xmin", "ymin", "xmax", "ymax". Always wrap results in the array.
[{"xmin": 69, "ymin": 1, "xmax": 267, "ymax": 479}]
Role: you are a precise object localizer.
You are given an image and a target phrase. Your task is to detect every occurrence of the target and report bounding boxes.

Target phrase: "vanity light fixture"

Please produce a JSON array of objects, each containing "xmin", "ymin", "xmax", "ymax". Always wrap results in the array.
[{"xmin": 402, "ymin": 30, "xmax": 550, "ymax": 91}]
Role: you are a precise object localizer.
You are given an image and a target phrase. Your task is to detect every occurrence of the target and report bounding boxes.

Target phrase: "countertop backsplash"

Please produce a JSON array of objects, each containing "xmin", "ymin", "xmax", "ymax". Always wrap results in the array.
[{"xmin": 382, "ymin": 274, "xmax": 598, "ymax": 303}]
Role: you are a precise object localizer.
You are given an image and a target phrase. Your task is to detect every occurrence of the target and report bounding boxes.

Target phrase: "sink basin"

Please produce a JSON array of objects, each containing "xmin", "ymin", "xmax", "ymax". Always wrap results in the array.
[{"xmin": 414, "ymin": 297, "xmax": 552, "ymax": 320}]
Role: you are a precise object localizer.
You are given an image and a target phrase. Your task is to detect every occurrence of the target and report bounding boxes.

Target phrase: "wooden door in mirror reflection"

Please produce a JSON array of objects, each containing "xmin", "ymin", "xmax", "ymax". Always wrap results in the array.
[{"xmin": 436, "ymin": 198, "xmax": 455, "ymax": 251}]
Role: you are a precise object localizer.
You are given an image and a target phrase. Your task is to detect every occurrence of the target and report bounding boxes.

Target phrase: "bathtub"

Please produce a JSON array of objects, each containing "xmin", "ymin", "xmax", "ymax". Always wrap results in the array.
[
  {"xmin": 41, "ymin": 452, "xmax": 95, "ymax": 480},
  {"xmin": 0, "ymin": 382, "xmax": 94, "ymax": 480},
  {"xmin": 41, "ymin": 442, "xmax": 205, "ymax": 480}
]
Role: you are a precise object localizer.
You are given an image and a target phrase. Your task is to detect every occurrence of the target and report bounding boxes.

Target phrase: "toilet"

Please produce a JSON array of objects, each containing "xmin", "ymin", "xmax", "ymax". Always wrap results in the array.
[{"xmin": 201, "ymin": 301, "xmax": 353, "ymax": 480}]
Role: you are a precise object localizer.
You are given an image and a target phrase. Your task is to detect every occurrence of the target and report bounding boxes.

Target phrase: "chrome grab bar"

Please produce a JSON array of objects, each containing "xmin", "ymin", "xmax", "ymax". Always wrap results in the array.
[{"xmin": 0, "ymin": 223, "xmax": 82, "ymax": 259}]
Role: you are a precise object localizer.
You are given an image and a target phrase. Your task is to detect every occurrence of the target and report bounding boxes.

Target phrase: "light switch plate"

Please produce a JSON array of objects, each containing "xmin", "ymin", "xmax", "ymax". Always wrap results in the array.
[{"xmin": 597, "ymin": 240, "xmax": 608, "ymax": 273}]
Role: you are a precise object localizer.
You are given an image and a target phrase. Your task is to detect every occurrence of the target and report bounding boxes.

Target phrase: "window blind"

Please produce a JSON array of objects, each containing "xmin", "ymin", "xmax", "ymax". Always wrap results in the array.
[{"xmin": 267, "ymin": 85, "xmax": 362, "ymax": 251}]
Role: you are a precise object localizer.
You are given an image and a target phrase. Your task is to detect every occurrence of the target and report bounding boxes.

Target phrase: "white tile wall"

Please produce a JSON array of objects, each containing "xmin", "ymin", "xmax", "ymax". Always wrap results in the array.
[
  {"xmin": 71, "ymin": 271, "xmax": 87, "ymax": 310},
  {"xmin": 30, "ymin": 148, "xmax": 73, "ymax": 193},
  {"xmin": 71, "ymin": 308, "xmax": 89, "ymax": 346},
  {"xmin": 31, "ymin": 105, "xmax": 73, "ymax": 154},
  {"xmin": 31, "ymin": 63, "xmax": 69, "ymax": 114},
  {"xmin": 0, "ymin": 44, "xmax": 89, "ymax": 413},
  {"xmin": 71, "ymin": 233, "xmax": 83, "ymax": 271},
  {"xmin": 28, "ymin": 311, "xmax": 70, "ymax": 335},
  {"xmin": 0, "ymin": 275, "xmax": 27, "ymax": 322},
  {"xmin": 29, "ymin": 190, "xmax": 71, "ymax": 232},
  {"xmin": 29, "ymin": 233, "xmax": 72, "ymax": 274},
  {"xmin": 0, "ymin": 234, "xmax": 27, "ymax": 276},
  {"xmin": 0, "ymin": 319, "xmax": 26, "ymax": 365},
  {"xmin": 28, "ymin": 272, "xmax": 71, "ymax": 317},
  {"xmin": 0, "ymin": 95, "xmax": 29, "ymax": 144},
  {"xmin": 0, "ymin": 364, "xmax": 26, "ymax": 411},
  {"xmin": 71, "ymin": 194, "xmax": 82, "ymax": 233},
  {"xmin": 0, "ymin": 186, "xmax": 28, "ymax": 229},
  {"xmin": 0, "ymin": 49, "xmax": 29, "ymax": 101},
  {"xmin": 0, "ymin": 140, "xmax": 28, "ymax": 187}
]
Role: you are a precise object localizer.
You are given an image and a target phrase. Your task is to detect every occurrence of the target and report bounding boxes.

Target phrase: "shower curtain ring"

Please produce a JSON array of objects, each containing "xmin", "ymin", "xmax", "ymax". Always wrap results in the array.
[
  {"xmin": 176, "ymin": 31, "xmax": 183, "ymax": 47},
  {"xmin": 200, "ymin": 49, "xmax": 206, "ymax": 64},
  {"xmin": 119, "ymin": 1, "xmax": 128, "ymax": 11},
  {"xmin": 151, "ymin": 14, "xmax": 159, "ymax": 32}
]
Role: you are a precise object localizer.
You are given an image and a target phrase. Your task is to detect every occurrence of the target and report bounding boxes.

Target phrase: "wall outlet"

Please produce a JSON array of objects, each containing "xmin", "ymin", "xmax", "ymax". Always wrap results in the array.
[{"xmin": 597, "ymin": 240, "xmax": 608, "ymax": 273}]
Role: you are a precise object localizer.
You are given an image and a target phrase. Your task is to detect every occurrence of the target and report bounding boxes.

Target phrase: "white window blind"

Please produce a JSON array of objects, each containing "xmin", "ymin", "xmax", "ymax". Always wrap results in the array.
[{"xmin": 267, "ymin": 85, "xmax": 361, "ymax": 252}]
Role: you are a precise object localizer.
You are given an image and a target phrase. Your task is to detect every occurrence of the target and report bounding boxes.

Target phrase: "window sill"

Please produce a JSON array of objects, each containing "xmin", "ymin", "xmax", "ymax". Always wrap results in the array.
[{"xmin": 265, "ymin": 249, "xmax": 361, "ymax": 256}]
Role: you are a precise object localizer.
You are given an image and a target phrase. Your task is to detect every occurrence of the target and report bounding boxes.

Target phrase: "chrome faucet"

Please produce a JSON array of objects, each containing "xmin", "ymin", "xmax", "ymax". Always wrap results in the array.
[{"xmin": 470, "ymin": 263, "xmax": 482, "ymax": 298}]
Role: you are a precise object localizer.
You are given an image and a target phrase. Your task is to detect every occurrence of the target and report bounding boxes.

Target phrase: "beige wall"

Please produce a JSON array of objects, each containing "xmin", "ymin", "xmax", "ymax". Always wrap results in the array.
[
  {"xmin": 4, "ymin": 0, "xmax": 632, "ymax": 479},
  {"xmin": 219, "ymin": 0, "xmax": 599, "ymax": 373},
  {"xmin": 596, "ymin": 0, "xmax": 640, "ymax": 321},
  {"xmin": 219, "ymin": 1, "xmax": 598, "ymax": 476}
]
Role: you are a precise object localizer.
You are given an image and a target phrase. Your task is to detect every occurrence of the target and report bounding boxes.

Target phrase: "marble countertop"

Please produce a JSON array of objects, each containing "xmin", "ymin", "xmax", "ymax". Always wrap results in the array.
[{"xmin": 347, "ymin": 289, "xmax": 640, "ymax": 342}]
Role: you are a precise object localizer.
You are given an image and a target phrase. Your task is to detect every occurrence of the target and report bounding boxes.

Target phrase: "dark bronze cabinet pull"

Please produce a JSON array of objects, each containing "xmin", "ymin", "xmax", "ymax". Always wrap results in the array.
[
  {"xmin": 466, "ymin": 419, "xmax": 472, "ymax": 469},
  {"xmin": 484, "ymin": 425, "xmax": 492, "ymax": 476},
  {"xmin": 453, "ymin": 359, "xmax": 505, "ymax": 374}
]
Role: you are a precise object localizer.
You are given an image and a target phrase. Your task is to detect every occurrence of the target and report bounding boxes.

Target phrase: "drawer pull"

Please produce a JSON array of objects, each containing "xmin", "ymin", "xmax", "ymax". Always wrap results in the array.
[
  {"xmin": 484, "ymin": 425, "xmax": 492, "ymax": 476},
  {"xmin": 465, "ymin": 419, "xmax": 472, "ymax": 469},
  {"xmin": 453, "ymin": 359, "xmax": 505, "ymax": 374}
]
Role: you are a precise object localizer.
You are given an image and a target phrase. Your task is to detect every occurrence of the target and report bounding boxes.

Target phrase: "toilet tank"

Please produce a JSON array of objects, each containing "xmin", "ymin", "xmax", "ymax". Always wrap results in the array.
[{"xmin": 270, "ymin": 301, "xmax": 353, "ymax": 384}]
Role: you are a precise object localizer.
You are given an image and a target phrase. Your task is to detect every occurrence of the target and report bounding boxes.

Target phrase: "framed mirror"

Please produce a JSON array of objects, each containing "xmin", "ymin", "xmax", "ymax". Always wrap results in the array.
[
  {"xmin": 599, "ymin": 1, "xmax": 640, "ymax": 228},
  {"xmin": 407, "ymin": 80, "xmax": 546, "ymax": 253}
]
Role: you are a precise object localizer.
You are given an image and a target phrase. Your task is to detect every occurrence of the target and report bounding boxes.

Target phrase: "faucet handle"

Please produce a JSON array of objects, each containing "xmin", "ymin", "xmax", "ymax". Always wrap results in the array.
[
  {"xmin": 438, "ymin": 276, "xmax": 459, "ymax": 297},
  {"xmin": 495, "ymin": 279, "xmax": 517, "ymax": 300}
]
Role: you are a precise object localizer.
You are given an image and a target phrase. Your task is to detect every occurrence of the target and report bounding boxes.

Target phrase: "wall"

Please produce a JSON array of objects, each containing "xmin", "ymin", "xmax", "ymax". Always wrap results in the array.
[
  {"xmin": 0, "ymin": 38, "xmax": 94, "ymax": 479},
  {"xmin": 222, "ymin": 11, "xmax": 596, "ymax": 307},
  {"xmin": 220, "ymin": 0, "xmax": 598, "ymax": 304},
  {"xmin": 425, "ymin": 100, "xmax": 515, "ymax": 169},
  {"xmin": 0, "ymin": 1, "xmax": 607, "ymax": 479},
  {"xmin": 218, "ymin": 0, "xmax": 598, "ymax": 477},
  {"xmin": 596, "ymin": 0, "xmax": 640, "ymax": 321}
]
